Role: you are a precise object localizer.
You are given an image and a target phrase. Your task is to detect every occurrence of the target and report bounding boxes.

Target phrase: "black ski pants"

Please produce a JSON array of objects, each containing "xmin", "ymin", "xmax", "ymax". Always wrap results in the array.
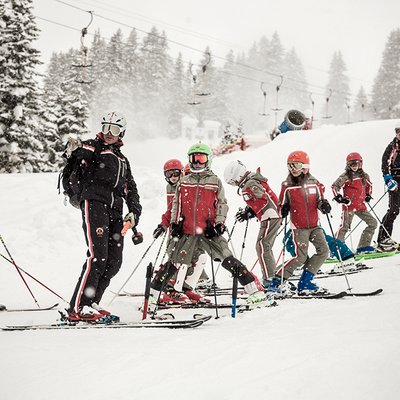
[
  {"xmin": 378, "ymin": 188, "xmax": 400, "ymax": 243},
  {"xmin": 70, "ymin": 200, "xmax": 124, "ymax": 312}
]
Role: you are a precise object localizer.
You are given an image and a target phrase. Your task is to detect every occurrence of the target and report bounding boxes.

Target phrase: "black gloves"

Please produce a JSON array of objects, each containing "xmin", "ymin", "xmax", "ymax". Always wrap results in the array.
[
  {"xmin": 153, "ymin": 224, "xmax": 166, "ymax": 239},
  {"xmin": 281, "ymin": 203, "xmax": 290, "ymax": 218},
  {"xmin": 319, "ymin": 199, "xmax": 332, "ymax": 214},
  {"xmin": 365, "ymin": 194, "xmax": 373, "ymax": 203},
  {"xmin": 171, "ymin": 218, "xmax": 184, "ymax": 239},
  {"xmin": 333, "ymin": 194, "xmax": 350, "ymax": 205},
  {"xmin": 235, "ymin": 206, "xmax": 256, "ymax": 222},
  {"xmin": 205, "ymin": 221, "xmax": 226, "ymax": 239},
  {"xmin": 215, "ymin": 223, "xmax": 226, "ymax": 236}
]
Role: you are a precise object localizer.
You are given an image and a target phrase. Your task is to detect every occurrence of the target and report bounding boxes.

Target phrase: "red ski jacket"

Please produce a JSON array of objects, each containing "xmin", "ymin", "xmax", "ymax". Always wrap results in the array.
[
  {"xmin": 171, "ymin": 169, "xmax": 228, "ymax": 235},
  {"xmin": 160, "ymin": 182, "xmax": 177, "ymax": 227},
  {"xmin": 239, "ymin": 170, "xmax": 280, "ymax": 221},
  {"xmin": 279, "ymin": 173, "xmax": 325, "ymax": 229},
  {"xmin": 331, "ymin": 171, "xmax": 372, "ymax": 212}
]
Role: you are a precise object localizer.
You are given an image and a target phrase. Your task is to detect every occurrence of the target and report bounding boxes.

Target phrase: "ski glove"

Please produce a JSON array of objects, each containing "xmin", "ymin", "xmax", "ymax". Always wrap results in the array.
[
  {"xmin": 319, "ymin": 199, "xmax": 332, "ymax": 214},
  {"xmin": 384, "ymin": 175, "xmax": 398, "ymax": 191},
  {"xmin": 365, "ymin": 194, "xmax": 373, "ymax": 203},
  {"xmin": 235, "ymin": 206, "xmax": 256, "ymax": 222},
  {"xmin": 171, "ymin": 218, "xmax": 184, "ymax": 239},
  {"xmin": 280, "ymin": 203, "xmax": 290, "ymax": 218},
  {"xmin": 123, "ymin": 212, "xmax": 136, "ymax": 227},
  {"xmin": 333, "ymin": 194, "xmax": 351, "ymax": 205},
  {"xmin": 153, "ymin": 224, "xmax": 166, "ymax": 239},
  {"xmin": 65, "ymin": 137, "xmax": 82, "ymax": 158},
  {"xmin": 204, "ymin": 221, "xmax": 225, "ymax": 239}
]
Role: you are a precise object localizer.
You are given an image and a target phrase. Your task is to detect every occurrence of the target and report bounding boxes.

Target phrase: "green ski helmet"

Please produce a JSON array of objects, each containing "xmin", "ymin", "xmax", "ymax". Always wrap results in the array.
[{"xmin": 187, "ymin": 143, "xmax": 213, "ymax": 173}]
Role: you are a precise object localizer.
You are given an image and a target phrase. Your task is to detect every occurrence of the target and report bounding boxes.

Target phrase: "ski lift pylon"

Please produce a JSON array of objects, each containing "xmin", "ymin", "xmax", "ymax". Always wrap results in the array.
[
  {"xmin": 259, "ymin": 82, "xmax": 269, "ymax": 117},
  {"xmin": 73, "ymin": 10, "xmax": 94, "ymax": 85},
  {"xmin": 322, "ymin": 89, "xmax": 333, "ymax": 119}
]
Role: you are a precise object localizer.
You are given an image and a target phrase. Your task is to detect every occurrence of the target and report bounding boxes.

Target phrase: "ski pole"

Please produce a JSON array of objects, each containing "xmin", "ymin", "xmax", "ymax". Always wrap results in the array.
[
  {"xmin": 367, "ymin": 201, "xmax": 392, "ymax": 240},
  {"xmin": 142, "ymin": 262, "xmax": 154, "ymax": 320},
  {"xmin": 108, "ymin": 237, "xmax": 157, "ymax": 305},
  {"xmin": 232, "ymin": 220, "xmax": 248, "ymax": 318},
  {"xmin": 0, "ymin": 253, "xmax": 68, "ymax": 304},
  {"xmin": 280, "ymin": 217, "xmax": 288, "ymax": 286},
  {"xmin": 239, "ymin": 219, "xmax": 249, "ymax": 262},
  {"xmin": 0, "ymin": 234, "xmax": 41, "ymax": 308},
  {"xmin": 326, "ymin": 214, "xmax": 352, "ymax": 291},
  {"xmin": 208, "ymin": 239, "xmax": 219, "ymax": 319},
  {"xmin": 345, "ymin": 190, "xmax": 388, "ymax": 240},
  {"xmin": 226, "ymin": 221, "xmax": 238, "ymax": 258}
]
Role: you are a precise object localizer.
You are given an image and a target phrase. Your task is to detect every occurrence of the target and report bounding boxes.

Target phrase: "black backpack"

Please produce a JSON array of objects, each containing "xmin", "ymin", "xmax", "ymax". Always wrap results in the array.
[{"xmin": 57, "ymin": 143, "xmax": 100, "ymax": 209}]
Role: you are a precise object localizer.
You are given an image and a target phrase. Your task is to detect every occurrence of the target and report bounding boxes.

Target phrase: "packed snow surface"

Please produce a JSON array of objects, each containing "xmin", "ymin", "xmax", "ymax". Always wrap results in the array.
[{"xmin": 1, "ymin": 120, "xmax": 399, "ymax": 400}]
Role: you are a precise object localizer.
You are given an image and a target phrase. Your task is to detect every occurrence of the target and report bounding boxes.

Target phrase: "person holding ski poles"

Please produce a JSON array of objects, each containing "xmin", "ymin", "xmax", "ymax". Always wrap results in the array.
[
  {"xmin": 267, "ymin": 150, "xmax": 330, "ymax": 295},
  {"xmin": 152, "ymin": 159, "xmax": 209, "ymax": 304},
  {"xmin": 148, "ymin": 143, "xmax": 271, "ymax": 309},
  {"xmin": 377, "ymin": 122, "xmax": 400, "ymax": 252},
  {"xmin": 332, "ymin": 152, "xmax": 377, "ymax": 254},
  {"xmin": 65, "ymin": 112, "xmax": 142, "ymax": 322},
  {"xmin": 223, "ymin": 160, "xmax": 281, "ymax": 288}
]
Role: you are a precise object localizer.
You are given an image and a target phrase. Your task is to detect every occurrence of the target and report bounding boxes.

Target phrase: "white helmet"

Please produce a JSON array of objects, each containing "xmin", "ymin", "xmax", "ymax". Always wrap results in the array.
[
  {"xmin": 224, "ymin": 160, "xmax": 247, "ymax": 186},
  {"xmin": 101, "ymin": 112, "xmax": 127, "ymax": 138}
]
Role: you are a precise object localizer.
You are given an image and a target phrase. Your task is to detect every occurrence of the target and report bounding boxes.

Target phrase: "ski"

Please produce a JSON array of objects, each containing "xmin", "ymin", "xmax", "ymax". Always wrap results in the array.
[
  {"xmin": 0, "ymin": 303, "xmax": 59, "ymax": 313},
  {"xmin": 285, "ymin": 291, "xmax": 348, "ymax": 300},
  {"xmin": 2, "ymin": 315, "xmax": 211, "ymax": 331},
  {"xmin": 345, "ymin": 288, "xmax": 383, "ymax": 297}
]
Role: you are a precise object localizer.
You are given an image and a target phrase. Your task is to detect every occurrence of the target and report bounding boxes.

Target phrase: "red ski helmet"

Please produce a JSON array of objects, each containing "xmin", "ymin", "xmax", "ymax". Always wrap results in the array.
[
  {"xmin": 163, "ymin": 159, "xmax": 184, "ymax": 172},
  {"xmin": 287, "ymin": 150, "xmax": 310, "ymax": 173},
  {"xmin": 346, "ymin": 152, "xmax": 363, "ymax": 168}
]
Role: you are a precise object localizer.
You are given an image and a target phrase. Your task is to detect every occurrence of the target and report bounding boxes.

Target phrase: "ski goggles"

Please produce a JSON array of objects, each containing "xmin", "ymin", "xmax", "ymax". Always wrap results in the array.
[
  {"xmin": 287, "ymin": 162, "xmax": 304, "ymax": 172},
  {"xmin": 348, "ymin": 160, "xmax": 361, "ymax": 167},
  {"xmin": 189, "ymin": 153, "xmax": 208, "ymax": 164},
  {"xmin": 101, "ymin": 124, "xmax": 121, "ymax": 137},
  {"xmin": 164, "ymin": 169, "xmax": 181, "ymax": 179}
]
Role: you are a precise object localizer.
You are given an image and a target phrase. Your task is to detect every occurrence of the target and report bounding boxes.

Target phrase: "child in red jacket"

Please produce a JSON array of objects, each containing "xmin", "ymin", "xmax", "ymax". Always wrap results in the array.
[
  {"xmin": 332, "ymin": 152, "xmax": 377, "ymax": 254},
  {"xmin": 268, "ymin": 150, "xmax": 330, "ymax": 295}
]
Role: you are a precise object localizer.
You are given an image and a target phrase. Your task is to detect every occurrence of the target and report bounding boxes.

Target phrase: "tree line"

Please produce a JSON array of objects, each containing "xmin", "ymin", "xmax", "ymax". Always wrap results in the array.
[{"xmin": 1, "ymin": 0, "xmax": 399, "ymax": 173}]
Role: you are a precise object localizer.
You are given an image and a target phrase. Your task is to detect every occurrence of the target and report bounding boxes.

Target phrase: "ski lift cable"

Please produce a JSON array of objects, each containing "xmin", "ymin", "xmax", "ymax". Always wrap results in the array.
[
  {"xmin": 36, "ymin": 15, "xmax": 359, "ymax": 104},
  {"xmin": 54, "ymin": 0, "xmax": 357, "ymax": 100}
]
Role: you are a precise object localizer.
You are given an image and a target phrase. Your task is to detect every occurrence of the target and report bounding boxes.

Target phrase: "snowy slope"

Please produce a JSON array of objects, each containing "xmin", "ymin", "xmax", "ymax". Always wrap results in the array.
[{"xmin": 1, "ymin": 120, "xmax": 400, "ymax": 400}]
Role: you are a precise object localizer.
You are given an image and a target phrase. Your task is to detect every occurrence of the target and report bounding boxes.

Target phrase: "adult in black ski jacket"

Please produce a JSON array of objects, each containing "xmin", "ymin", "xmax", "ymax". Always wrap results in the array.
[
  {"xmin": 66, "ymin": 112, "xmax": 142, "ymax": 321},
  {"xmin": 377, "ymin": 123, "xmax": 400, "ymax": 250}
]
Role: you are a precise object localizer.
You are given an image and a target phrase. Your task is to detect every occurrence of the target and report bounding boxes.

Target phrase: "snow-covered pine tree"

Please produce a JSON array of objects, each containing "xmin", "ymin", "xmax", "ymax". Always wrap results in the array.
[
  {"xmin": 323, "ymin": 51, "xmax": 351, "ymax": 124},
  {"xmin": 167, "ymin": 53, "xmax": 188, "ymax": 139},
  {"xmin": 353, "ymin": 86, "xmax": 373, "ymax": 122},
  {"xmin": 0, "ymin": 0, "xmax": 45, "ymax": 172},
  {"xmin": 93, "ymin": 29, "xmax": 126, "ymax": 128},
  {"xmin": 371, "ymin": 28, "xmax": 400, "ymax": 119},
  {"xmin": 282, "ymin": 48, "xmax": 309, "ymax": 111},
  {"xmin": 57, "ymin": 50, "xmax": 89, "ymax": 144},
  {"xmin": 137, "ymin": 27, "xmax": 172, "ymax": 138}
]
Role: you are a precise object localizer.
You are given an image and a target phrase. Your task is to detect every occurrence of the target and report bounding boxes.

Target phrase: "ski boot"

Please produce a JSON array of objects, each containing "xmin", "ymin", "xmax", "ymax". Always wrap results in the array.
[{"xmin": 297, "ymin": 270, "xmax": 327, "ymax": 295}]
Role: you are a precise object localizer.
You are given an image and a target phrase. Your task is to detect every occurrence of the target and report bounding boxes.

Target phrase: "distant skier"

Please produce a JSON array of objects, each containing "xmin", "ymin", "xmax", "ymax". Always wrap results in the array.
[
  {"xmin": 377, "ymin": 122, "xmax": 400, "ymax": 251},
  {"xmin": 148, "ymin": 143, "xmax": 272, "ymax": 309},
  {"xmin": 65, "ymin": 112, "xmax": 142, "ymax": 322},
  {"xmin": 223, "ymin": 160, "xmax": 281, "ymax": 288},
  {"xmin": 332, "ymin": 152, "xmax": 377, "ymax": 254},
  {"xmin": 267, "ymin": 150, "xmax": 330, "ymax": 295}
]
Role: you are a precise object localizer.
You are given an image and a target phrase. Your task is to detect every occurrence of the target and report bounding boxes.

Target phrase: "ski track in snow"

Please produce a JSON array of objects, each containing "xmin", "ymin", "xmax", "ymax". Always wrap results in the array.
[{"xmin": 1, "ymin": 120, "xmax": 400, "ymax": 400}]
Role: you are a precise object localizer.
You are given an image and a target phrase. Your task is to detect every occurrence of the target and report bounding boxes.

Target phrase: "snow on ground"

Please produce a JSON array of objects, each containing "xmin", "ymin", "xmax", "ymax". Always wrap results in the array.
[{"xmin": 1, "ymin": 120, "xmax": 400, "ymax": 400}]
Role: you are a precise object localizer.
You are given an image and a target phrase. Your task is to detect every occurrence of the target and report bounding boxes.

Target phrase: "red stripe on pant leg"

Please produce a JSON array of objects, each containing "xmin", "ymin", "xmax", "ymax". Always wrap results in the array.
[{"xmin": 74, "ymin": 200, "xmax": 95, "ymax": 313}]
